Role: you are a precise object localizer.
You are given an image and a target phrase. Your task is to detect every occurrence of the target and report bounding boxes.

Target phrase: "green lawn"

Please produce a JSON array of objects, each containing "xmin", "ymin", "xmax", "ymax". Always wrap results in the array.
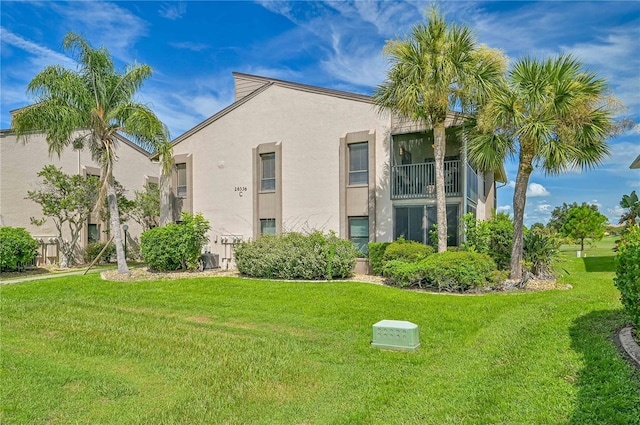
[{"xmin": 1, "ymin": 237, "xmax": 639, "ymax": 424}]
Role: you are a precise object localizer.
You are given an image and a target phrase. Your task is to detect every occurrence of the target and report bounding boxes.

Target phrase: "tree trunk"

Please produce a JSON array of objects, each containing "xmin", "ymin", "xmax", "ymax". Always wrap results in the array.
[
  {"xmin": 510, "ymin": 149, "xmax": 534, "ymax": 280},
  {"xmin": 107, "ymin": 182, "xmax": 129, "ymax": 274},
  {"xmin": 159, "ymin": 164, "xmax": 173, "ymax": 226},
  {"xmin": 433, "ymin": 122, "xmax": 448, "ymax": 253}
]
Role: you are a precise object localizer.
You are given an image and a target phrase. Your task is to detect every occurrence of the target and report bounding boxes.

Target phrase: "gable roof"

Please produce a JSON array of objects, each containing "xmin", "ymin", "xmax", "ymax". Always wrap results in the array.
[
  {"xmin": 166, "ymin": 72, "xmax": 375, "ymax": 151},
  {"xmin": 631, "ymin": 154, "xmax": 640, "ymax": 169}
]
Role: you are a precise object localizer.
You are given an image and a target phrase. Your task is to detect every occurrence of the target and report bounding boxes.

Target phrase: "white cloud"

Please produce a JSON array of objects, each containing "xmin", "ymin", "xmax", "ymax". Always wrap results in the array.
[
  {"xmin": 497, "ymin": 205, "xmax": 511, "ymax": 212},
  {"xmin": 159, "ymin": 2, "xmax": 187, "ymax": 20},
  {"xmin": 507, "ymin": 180, "xmax": 516, "ymax": 188},
  {"xmin": 169, "ymin": 41, "xmax": 209, "ymax": 52},
  {"xmin": 535, "ymin": 202, "xmax": 552, "ymax": 213},
  {"xmin": 527, "ymin": 183, "xmax": 551, "ymax": 197},
  {"xmin": 0, "ymin": 28, "xmax": 74, "ymax": 69}
]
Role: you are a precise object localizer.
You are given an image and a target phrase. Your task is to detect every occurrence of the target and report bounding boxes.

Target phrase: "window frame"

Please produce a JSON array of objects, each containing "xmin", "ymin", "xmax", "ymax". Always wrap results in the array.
[
  {"xmin": 176, "ymin": 163, "xmax": 187, "ymax": 198},
  {"xmin": 348, "ymin": 142, "xmax": 368, "ymax": 186},
  {"xmin": 349, "ymin": 216, "xmax": 369, "ymax": 254},
  {"xmin": 260, "ymin": 218, "xmax": 276, "ymax": 236},
  {"xmin": 260, "ymin": 152, "xmax": 276, "ymax": 192}
]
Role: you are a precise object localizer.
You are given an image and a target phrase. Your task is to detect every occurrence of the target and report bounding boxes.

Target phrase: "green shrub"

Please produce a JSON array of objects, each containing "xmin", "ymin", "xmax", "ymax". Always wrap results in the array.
[
  {"xmin": 83, "ymin": 242, "xmax": 116, "ymax": 265},
  {"xmin": 384, "ymin": 251, "xmax": 497, "ymax": 292},
  {"xmin": 368, "ymin": 242, "xmax": 390, "ymax": 275},
  {"xmin": 523, "ymin": 231, "xmax": 560, "ymax": 278},
  {"xmin": 141, "ymin": 213, "xmax": 210, "ymax": 271},
  {"xmin": 614, "ymin": 226, "xmax": 640, "ymax": 328},
  {"xmin": 0, "ymin": 227, "xmax": 39, "ymax": 271},
  {"xmin": 234, "ymin": 231, "xmax": 357, "ymax": 280},
  {"xmin": 462, "ymin": 212, "xmax": 513, "ymax": 270},
  {"xmin": 382, "ymin": 238, "xmax": 434, "ymax": 264}
]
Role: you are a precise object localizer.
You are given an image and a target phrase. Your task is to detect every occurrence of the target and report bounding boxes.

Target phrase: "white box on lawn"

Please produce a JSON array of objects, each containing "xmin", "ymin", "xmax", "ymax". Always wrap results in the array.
[{"xmin": 371, "ymin": 320, "xmax": 420, "ymax": 351}]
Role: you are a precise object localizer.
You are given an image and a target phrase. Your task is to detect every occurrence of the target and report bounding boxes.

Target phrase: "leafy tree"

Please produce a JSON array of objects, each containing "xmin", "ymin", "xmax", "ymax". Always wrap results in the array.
[
  {"xmin": 130, "ymin": 182, "xmax": 160, "ymax": 231},
  {"xmin": 561, "ymin": 204, "xmax": 608, "ymax": 251},
  {"xmin": 619, "ymin": 190, "xmax": 640, "ymax": 226},
  {"xmin": 466, "ymin": 55, "xmax": 618, "ymax": 279},
  {"xmin": 374, "ymin": 5, "xmax": 505, "ymax": 252},
  {"xmin": 12, "ymin": 32, "xmax": 170, "ymax": 274},
  {"xmin": 27, "ymin": 165, "xmax": 99, "ymax": 267},
  {"xmin": 461, "ymin": 212, "xmax": 513, "ymax": 270},
  {"xmin": 548, "ymin": 202, "xmax": 599, "ymax": 233}
]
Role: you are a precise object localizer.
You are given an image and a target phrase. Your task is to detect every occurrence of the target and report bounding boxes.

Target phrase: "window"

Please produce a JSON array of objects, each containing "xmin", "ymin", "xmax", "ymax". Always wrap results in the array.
[
  {"xmin": 348, "ymin": 142, "xmax": 368, "ymax": 185},
  {"xmin": 260, "ymin": 153, "xmax": 276, "ymax": 191},
  {"xmin": 88, "ymin": 223, "xmax": 100, "ymax": 244},
  {"xmin": 349, "ymin": 217, "xmax": 369, "ymax": 254},
  {"xmin": 176, "ymin": 163, "xmax": 187, "ymax": 198},
  {"xmin": 260, "ymin": 218, "xmax": 276, "ymax": 236},
  {"xmin": 394, "ymin": 204, "xmax": 460, "ymax": 246}
]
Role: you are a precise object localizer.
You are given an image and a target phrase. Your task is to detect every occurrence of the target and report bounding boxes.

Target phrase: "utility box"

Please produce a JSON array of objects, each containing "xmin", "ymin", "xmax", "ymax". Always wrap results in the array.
[{"xmin": 371, "ymin": 320, "xmax": 420, "ymax": 352}]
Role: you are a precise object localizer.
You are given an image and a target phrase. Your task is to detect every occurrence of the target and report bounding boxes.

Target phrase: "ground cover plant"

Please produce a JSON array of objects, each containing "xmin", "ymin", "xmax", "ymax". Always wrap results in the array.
[{"xmin": 2, "ymin": 237, "xmax": 639, "ymax": 424}]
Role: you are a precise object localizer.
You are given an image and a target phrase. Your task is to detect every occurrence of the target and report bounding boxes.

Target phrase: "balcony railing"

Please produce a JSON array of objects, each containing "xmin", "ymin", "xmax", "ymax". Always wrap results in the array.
[{"xmin": 391, "ymin": 160, "xmax": 461, "ymax": 199}]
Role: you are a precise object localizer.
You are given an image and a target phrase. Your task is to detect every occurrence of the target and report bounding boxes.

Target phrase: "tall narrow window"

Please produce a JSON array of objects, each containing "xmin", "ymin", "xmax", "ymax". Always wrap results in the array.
[
  {"xmin": 261, "ymin": 153, "xmax": 276, "ymax": 191},
  {"xmin": 348, "ymin": 142, "xmax": 368, "ymax": 185},
  {"xmin": 176, "ymin": 163, "xmax": 187, "ymax": 198},
  {"xmin": 349, "ymin": 216, "xmax": 369, "ymax": 254},
  {"xmin": 88, "ymin": 223, "xmax": 100, "ymax": 244},
  {"xmin": 260, "ymin": 218, "xmax": 276, "ymax": 236}
]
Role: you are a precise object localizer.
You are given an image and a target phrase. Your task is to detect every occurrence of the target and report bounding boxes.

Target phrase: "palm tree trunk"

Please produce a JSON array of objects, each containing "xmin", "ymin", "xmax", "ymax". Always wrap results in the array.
[
  {"xmin": 159, "ymin": 169, "xmax": 172, "ymax": 226},
  {"xmin": 510, "ymin": 150, "xmax": 534, "ymax": 280},
  {"xmin": 433, "ymin": 122, "xmax": 448, "ymax": 253},
  {"xmin": 107, "ymin": 182, "xmax": 129, "ymax": 274}
]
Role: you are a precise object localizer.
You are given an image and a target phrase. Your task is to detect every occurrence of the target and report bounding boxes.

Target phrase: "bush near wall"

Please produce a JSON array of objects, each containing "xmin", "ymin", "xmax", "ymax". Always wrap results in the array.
[
  {"xmin": 234, "ymin": 231, "xmax": 357, "ymax": 280},
  {"xmin": 368, "ymin": 242, "xmax": 390, "ymax": 275},
  {"xmin": 140, "ymin": 213, "xmax": 210, "ymax": 271},
  {"xmin": 383, "ymin": 251, "xmax": 497, "ymax": 292},
  {"xmin": 0, "ymin": 227, "xmax": 39, "ymax": 271},
  {"xmin": 83, "ymin": 242, "xmax": 116, "ymax": 265},
  {"xmin": 614, "ymin": 226, "xmax": 640, "ymax": 328}
]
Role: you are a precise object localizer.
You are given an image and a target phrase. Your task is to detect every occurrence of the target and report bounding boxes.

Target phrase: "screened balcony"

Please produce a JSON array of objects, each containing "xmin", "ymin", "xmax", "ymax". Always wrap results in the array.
[{"xmin": 391, "ymin": 159, "xmax": 461, "ymax": 200}]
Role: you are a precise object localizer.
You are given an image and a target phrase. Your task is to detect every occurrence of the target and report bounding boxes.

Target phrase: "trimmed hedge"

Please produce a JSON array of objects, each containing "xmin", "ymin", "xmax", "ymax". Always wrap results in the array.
[
  {"xmin": 141, "ymin": 213, "xmax": 210, "ymax": 271},
  {"xmin": 383, "ymin": 251, "xmax": 497, "ymax": 292},
  {"xmin": 0, "ymin": 227, "xmax": 39, "ymax": 271},
  {"xmin": 368, "ymin": 242, "xmax": 390, "ymax": 275},
  {"xmin": 383, "ymin": 238, "xmax": 435, "ymax": 263},
  {"xmin": 614, "ymin": 226, "xmax": 640, "ymax": 327},
  {"xmin": 83, "ymin": 242, "xmax": 116, "ymax": 265},
  {"xmin": 234, "ymin": 231, "xmax": 358, "ymax": 280}
]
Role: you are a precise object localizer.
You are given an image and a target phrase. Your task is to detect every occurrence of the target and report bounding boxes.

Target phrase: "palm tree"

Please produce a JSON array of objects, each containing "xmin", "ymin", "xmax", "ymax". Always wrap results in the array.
[
  {"xmin": 467, "ymin": 55, "xmax": 617, "ymax": 279},
  {"xmin": 619, "ymin": 190, "xmax": 640, "ymax": 226},
  {"xmin": 158, "ymin": 141, "xmax": 174, "ymax": 227},
  {"xmin": 12, "ymin": 32, "xmax": 169, "ymax": 274},
  {"xmin": 374, "ymin": 5, "xmax": 505, "ymax": 252}
]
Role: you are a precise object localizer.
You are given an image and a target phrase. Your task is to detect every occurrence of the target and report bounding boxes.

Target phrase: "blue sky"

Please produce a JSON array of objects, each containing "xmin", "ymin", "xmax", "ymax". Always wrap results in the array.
[{"xmin": 1, "ymin": 1, "xmax": 639, "ymax": 226}]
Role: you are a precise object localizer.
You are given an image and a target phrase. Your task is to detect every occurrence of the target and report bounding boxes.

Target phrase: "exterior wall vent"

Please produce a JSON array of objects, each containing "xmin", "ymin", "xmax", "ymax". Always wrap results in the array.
[{"xmin": 371, "ymin": 320, "xmax": 420, "ymax": 352}]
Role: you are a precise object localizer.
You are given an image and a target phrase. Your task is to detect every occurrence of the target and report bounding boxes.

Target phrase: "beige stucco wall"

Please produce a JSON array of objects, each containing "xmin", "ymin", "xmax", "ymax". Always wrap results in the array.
[
  {"xmin": 0, "ymin": 131, "xmax": 158, "ymax": 262},
  {"xmin": 171, "ymin": 84, "xmax": 393, "ymax": 262}
]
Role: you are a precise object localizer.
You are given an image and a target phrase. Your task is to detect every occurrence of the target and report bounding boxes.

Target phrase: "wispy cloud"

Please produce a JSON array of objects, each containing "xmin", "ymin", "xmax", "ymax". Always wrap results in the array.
[
  {"xmin": 49, "ymin": 1, "xmax": 149, "ymax": 61},
  {"xmin": 159, "ymin": 2, "xmax": 187, "ymax": 20},
  {"xmin": 0, "ymin": 27, "xmax": 74, "ymax": 69},
  {"xmin": 169, "ymin": 41, "xmax": 209, "ymax": 52}
]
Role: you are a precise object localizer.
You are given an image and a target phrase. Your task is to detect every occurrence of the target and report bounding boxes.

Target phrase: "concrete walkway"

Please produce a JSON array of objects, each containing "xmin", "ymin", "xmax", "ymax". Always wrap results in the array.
[{"xmin": 0, "ymin": 267, "xmax": 114, "ymax": 284}]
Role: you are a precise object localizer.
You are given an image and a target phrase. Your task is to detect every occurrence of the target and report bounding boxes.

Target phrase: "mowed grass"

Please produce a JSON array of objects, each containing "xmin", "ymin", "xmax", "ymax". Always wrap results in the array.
[{"xmin": 1, "ymin": 237, "xmax": 639, "ymax": 424}]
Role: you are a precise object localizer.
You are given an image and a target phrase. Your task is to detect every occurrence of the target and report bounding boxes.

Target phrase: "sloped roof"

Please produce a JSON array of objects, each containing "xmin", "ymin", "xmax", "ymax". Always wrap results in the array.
[
  {"xmin": 166, "ymin": 72, "xmax": 375, "ymax": 151},
  {"xmin": 631, "ymin": 154, "xmax": 640, "ymax": 169}
]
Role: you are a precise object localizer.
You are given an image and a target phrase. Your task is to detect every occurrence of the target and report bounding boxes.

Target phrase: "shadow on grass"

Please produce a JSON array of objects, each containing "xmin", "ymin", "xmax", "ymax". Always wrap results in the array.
[
  {"xmin": 581, "ymin": 256, "xmax": 615, "ymax": 273},
  {"xmin": 569, "ymin": 309, "xmax": 640, "ymax": 424}
]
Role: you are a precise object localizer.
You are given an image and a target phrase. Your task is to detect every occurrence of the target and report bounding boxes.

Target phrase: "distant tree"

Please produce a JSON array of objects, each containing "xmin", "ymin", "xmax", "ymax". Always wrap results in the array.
[
  {"xmin": 561, "ymin": 204, "xmax": 608, "ymax": 251},
  {"xmin": 130, "ymin": 182, "xmax": 160, "ymax": 231},
  {"xmin": 619, "ymin": 190, "xmax": 640, "ymax": 226},
  {"xmin": 548, "ymin": 202, "xmax": 599, "ymax": 233},
  {"xmin": 27, "ymin": 165, "xmax": 99, "ymax": 267},
  {"xmin": 530, "ymin": 222, "xmax": 546, "ymax": 234}
]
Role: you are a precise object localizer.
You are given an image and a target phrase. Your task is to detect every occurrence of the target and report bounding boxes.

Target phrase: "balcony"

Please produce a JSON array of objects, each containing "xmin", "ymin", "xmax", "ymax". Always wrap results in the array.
[{"xmin": 391, "ymin": 159, "xmax": 461, "ymax": 200}]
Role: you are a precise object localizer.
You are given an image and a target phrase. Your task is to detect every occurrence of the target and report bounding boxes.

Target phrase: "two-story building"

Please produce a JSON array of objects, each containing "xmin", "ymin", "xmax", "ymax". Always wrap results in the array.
[{"xmin": 167, "ymin": 73, "xmax": 505, "ymax": 266}]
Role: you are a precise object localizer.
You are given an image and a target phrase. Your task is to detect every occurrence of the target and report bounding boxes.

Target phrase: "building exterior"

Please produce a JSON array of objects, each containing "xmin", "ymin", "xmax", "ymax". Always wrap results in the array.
[
  {"xmin": 168, "ymin": 73, "xmax": 505, "ymax": 267},
  {"xmin": 0, "ymin": 129, "xmax": 158, "ymax": 265},
  {"xmin": 631, "ymin": 154, "xmax": 640, "ymax": 169}
]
